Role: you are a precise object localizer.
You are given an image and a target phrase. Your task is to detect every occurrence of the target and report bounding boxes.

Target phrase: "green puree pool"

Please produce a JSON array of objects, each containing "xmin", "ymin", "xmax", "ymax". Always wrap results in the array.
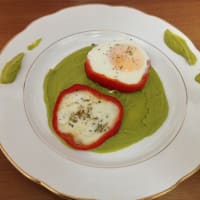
[{"xmin": 44, "ymin": 46, "xmax": 169, "ymax": 153}]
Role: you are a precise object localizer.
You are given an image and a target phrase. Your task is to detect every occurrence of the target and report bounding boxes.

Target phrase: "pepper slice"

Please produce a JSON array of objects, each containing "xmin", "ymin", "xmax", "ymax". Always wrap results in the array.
[
  {"xmin": 52, "ymin": 84, "xmax": 123, "ymax": 150},
  {"xmin": 85, "ymin": 59, "xmax": 150, "ymax": 92}
]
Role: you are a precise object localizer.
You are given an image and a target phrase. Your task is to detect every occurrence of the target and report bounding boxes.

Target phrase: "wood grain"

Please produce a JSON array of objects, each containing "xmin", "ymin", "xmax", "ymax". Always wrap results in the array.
[{"xmin": 0, "ymin": 0, "xmax": 199, "ymax": 199}]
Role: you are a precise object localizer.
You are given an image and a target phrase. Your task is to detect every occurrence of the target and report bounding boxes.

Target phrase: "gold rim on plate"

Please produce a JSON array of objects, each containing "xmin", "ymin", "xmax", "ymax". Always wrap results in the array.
[{"xmin": 1, "ymin": 143, "xmax": 199, "ymax": 200}]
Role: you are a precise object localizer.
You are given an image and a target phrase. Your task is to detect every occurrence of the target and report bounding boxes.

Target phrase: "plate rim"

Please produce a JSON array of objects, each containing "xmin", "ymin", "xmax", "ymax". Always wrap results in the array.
[{"xmin": 1, "ymin": 144, "xmax": 200, "ymax": 200}]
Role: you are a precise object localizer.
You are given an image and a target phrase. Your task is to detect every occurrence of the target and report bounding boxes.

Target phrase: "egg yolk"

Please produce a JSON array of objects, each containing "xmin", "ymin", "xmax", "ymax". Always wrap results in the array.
[{"xmin": 109, "ymin": 44, "xmax": 145, "ymax": 72}]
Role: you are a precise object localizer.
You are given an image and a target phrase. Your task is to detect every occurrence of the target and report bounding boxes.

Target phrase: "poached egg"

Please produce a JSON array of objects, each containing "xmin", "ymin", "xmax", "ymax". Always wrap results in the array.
[{"xmin": 85, "ymin": 41, "xmax": 151, "ymax": 92}]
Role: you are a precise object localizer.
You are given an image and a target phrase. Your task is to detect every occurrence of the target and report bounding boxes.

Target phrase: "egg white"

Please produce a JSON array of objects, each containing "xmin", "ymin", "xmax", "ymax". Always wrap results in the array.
[
  {"xmin": 87, "ymin": 41, "xmax": 150, "ymax": 84},
  {"xmin": 57, "ymin": 91, "xmax": 119, "ymax": 145}
]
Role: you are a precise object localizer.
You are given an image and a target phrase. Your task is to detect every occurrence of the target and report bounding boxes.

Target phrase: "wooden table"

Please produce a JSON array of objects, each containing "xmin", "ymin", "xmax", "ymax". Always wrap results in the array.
[{"xmin": 0, "ymin": 0, "xmax": 199, "ymax": 199}]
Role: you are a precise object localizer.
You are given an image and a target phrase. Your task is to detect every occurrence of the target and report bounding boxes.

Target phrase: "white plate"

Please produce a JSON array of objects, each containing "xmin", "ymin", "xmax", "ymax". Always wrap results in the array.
[{"xmin": 0, "ymin": 4, "xmax": 200, "ymax": 200}]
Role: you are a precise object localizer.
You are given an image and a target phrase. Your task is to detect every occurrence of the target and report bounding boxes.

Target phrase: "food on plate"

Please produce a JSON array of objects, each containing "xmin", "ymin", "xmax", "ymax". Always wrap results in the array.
[
  {"xmin": 44, "ymin": 46, "xmax": 168, "ymax": 153},
  {"xmin": 164, "ymin": 29, "xmax": 197, "ymax": 65},
  {"xmin": 85, "ymin": 41, "xmax": 151, "ymax": 92},
  {"xmin": 0, "ymin": 52, "xmax": 24, "ymax": 84},
  {"xmin": 27, "ymin": 38, "xmax": 42, "ymax": 51},
  {"xmin": 195, "ymin": 73, "xmax": 200, "ymax": 84},
  {"xmin": 52, "ymin": 84, "xmax": 123, "ymax": 150}
]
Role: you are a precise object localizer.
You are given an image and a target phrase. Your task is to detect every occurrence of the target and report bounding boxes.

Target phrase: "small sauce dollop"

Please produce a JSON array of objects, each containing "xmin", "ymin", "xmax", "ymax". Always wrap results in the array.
[
  {"xmin": 195, "ymin": 73, "xmax": 200, "ymax": 84},
  {"xmin": 164, "ymin": 29, "xmax": 197, "ymax": 65},
  {"xmin": 0, "ymin": 52, "xmax": 24, "ymax": 83},
  {"xmin": 27, "ymin": 38, "xmax": 42, "ymax": 51}
]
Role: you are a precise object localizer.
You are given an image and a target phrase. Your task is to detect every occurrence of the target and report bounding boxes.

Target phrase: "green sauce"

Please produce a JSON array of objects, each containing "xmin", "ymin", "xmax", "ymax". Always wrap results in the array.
[
  {"xmin": 195, "ymin": 73, "xmax": 200, "ymax": 84},
  {"xmin": 27, "ymin": 38, "xmax": 42, "ymax": 50},
  {"xmin": 0, "ymin": 52, "xmax": 24, "ymax": 83},
  {"xmin": 44, "ymin": 46, "xmax": 169, "ymax": 153},
  {"xmin": 164, "ymin": 29, "xmax": 197, "ymax": 65}
]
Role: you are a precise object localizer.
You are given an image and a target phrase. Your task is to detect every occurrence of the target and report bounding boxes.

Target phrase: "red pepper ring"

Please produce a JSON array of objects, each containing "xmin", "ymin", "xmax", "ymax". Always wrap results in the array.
[
  {"xmin": 52, "ymin": 84, "xmax": 123, "ymax": 150},
  {"xmin": 85, "ymin": 59, "xmax": 151, "ymax": 92}
]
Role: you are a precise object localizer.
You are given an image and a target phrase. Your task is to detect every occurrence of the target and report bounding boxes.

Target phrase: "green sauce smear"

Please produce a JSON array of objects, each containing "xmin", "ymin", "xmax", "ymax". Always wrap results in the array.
[
  {"xmin": 164, "ymin": 29, "xmax": 197, "ymax": 65},
  {"xmin": 27, "ymin": 38, "xmax": 42, "ymax": 50},
  {"xmin": 195, "ymin": 73, "xmax": 200, "ymax": 84},
  {"xmin": 44, "ymin": 46, "xmax": 169, "ymax": 153},
  {"xmin": 0, "ymin": 52, "xmax": 24, "ymax": 83}
]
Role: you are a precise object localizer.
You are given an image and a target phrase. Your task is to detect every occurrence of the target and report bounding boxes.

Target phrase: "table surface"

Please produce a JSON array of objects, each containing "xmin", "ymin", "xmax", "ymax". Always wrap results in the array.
[{"xmin": 0, "ymin": 0, "xmax": 200, "ymax": 199}]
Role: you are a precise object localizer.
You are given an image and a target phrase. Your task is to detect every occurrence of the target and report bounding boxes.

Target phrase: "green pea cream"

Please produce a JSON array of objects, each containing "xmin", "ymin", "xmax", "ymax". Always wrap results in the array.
[
  {"xmin": 0, "ymin": 52, "xmax": 24, "ymax": 83},
  {"xmin": 44, "ymin": 46, "xmax": 169, "ymax": 153},
  {"xmin": 164, "ymin": 29, "xmax": 197, "ymax": 65}
]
